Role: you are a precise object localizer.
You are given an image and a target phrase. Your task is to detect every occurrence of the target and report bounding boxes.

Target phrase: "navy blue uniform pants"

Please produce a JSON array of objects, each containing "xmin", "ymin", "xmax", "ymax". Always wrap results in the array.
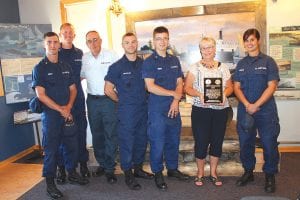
[
  {"xmin": 86, "ymin": 95, "xmax": 118, "ymax": 173},
  {"xmin": 117, "ymin": 105, "xmax": 148, "ymax": 171},
  {"xmin": 147, "ymin": 111, "xmax": 181, "ymax": 173},
  {"xmin": 237, "ymin": 108, "xmax": 280, "ymax": 174},
  {"xmin": 57, "ymin": 110, "xmax": 89, "ymax": 167},
  {"xmin": 42, "ymin": 111, "xmax": 78, "ymax": 177}
]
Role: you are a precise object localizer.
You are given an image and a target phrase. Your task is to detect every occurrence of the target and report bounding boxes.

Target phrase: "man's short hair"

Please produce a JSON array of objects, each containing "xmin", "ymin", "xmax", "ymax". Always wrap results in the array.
[
  {"xmin": 44, "ymin": 32, "xmax": 59, "ymax": 39},
  {"xmin": 85, "ymin": 30, "xmax": 99, "ymax": 38},
  {"xmin": 243, "ymin": 28, "xmax": 260, "ymax": 41},
  {"xmin": 153, "ymin": 26, "xmax": 169, "ymax": 38},
  {"xmin": 122, "ymin": 32, "xmax": 136, "ymax": 41},
  {"xmin": 60, "ymin": 23, "xmax": 75, "ymax": 31}
]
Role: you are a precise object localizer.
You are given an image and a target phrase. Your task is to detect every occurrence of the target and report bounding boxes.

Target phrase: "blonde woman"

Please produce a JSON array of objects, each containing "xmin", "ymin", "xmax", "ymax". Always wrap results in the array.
[{"xmin": 184, "ymin": 37, "xmax": 233, "ymax": 186}]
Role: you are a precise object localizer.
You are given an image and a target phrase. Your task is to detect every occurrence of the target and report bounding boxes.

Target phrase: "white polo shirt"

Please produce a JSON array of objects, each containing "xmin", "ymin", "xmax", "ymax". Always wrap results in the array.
[{"xmin": 81, "ymin": 49, "xmax": 118, "ymax": 95}]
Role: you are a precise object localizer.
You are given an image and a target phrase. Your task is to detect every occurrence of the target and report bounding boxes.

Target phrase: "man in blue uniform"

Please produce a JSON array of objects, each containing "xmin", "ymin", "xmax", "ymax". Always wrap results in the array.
[
  {"xmin": 142, "ymin": 26, "xmax": 189, "ymax": 190},
  {"xmin": 233, "ymin": 28, "xmax": 280, "ymax": 193},
  {"xmin": 32, "ymin": 32, "xmax": 87, "ymax": 200},
  {"xmin": 105, "ymin": 32, "xmax": 154, "ymax": 190},
  {"xmin": 56, "ymin": 23, "xmax": 90, "ymax": 184}
]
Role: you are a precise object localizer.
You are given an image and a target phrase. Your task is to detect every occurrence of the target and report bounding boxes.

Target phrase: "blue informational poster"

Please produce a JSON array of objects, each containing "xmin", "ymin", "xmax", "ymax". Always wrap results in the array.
[{"xmin": 0, "ymin": 24, "xmax": 51, "ymax": 104}]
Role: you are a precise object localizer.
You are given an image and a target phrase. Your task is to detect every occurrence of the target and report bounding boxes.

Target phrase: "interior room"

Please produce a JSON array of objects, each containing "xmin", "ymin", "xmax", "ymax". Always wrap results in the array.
[{"xmin": 0, "ymin": 0, "xmax": 299, "ymax": 199}]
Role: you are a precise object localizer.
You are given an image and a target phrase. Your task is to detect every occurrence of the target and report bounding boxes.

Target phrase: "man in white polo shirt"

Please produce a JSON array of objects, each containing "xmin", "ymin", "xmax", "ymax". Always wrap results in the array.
[{"xmin": 81, "ymin": 30, "xmax": 118, "ymax": 184}]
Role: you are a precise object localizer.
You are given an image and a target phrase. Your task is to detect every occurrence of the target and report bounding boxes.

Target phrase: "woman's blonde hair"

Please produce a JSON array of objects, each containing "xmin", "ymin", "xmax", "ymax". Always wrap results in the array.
[{"xmin": 199, "ymin": 37, "xmax": 216, "ymax": 49}]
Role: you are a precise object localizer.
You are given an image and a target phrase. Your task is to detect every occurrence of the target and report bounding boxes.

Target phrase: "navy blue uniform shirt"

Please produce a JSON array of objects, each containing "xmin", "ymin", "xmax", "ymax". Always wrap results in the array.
[
  {"xmin": 105, "ymin": 55, "xmax": 146, "ymax": 106},
  {"xmin": 233, "ymin": 52, "xmax": 279, "ymax": 111},
  {"xmin": 59, "ymin": 45, "xmax": 85, "ymax": 111},
  {"xmin": 32, "ymin": 56, "xmax": 75, "ymax": 110},
  {"xmin": 142, "ymin": 51, "xmax": 183, "ymax": 112}
]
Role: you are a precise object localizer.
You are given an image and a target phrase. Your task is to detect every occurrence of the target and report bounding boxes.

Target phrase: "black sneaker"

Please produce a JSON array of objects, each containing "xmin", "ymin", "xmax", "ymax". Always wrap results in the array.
[
  {"xmin": 167, "ymin": 169, "xmax": 190, "ymax": 181},
  {"xmin": 56, "ymin": 166, "xmax": 66, "ymax": 185},
  {"xmin": 46, "ymin": 177, "xmax": 63, "ymax": 199},
  {"xmin": 236, "ymin": 171, "xmax": 254, "ymax": 186},
  {"xmin": 80, "ymin": 162, "xmax": 91, "ymax": 178},
  {"xmin": 68, "ymin": 171, "xmax": 89, "ymax": 185}
]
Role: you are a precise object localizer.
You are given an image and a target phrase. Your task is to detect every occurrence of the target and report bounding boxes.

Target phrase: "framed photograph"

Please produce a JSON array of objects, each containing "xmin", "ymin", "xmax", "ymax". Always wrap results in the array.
[{"xmin": 0, "ymin": 24, "xmax": 51, "ymax": 104}]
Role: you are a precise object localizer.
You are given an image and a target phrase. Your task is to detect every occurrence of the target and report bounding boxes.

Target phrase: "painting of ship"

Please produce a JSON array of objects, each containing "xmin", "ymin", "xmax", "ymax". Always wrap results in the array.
[
  {"xmin": 135, "ymin": 12, "xmax": 253, "ymax": 73},
  {"xmin": 0, "ymin": 24, "xmax": 51, "ymax": 59}
]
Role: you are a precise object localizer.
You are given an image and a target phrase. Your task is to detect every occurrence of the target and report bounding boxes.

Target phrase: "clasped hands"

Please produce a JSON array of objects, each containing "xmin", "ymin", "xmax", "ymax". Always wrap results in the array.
[
  {"xmin": 59, "ymin": 105, "xmax": 73, "ymax": 122},
  {"xmin": 245, "ymin": 103, "xmax": 260, "ymax": 115}
]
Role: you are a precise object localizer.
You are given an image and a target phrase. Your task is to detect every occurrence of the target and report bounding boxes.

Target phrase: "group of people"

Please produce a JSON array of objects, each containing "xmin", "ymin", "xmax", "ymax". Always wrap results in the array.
[{"xmin": 32, "ymin": 23, "xmax": 280, "ymax": 199}]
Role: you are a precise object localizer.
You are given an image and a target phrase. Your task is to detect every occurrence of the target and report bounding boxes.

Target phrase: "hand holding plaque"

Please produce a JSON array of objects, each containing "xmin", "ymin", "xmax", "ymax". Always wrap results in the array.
[{"xmin": 204, "ymin": 78, "xmax": 223, "ymax": 104}]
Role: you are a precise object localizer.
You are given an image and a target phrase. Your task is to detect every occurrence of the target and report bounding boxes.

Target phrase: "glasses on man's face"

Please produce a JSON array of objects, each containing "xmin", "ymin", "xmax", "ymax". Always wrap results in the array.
[
  {"xmin": 87, "ymin": 38, "xmax": 99, "ymax": 44},
  {"xmin": 154, "ymin": 37, "xmax": 169, "ymax": 42},
  {"xmin": 200, "ymin": 46, "xmax": 215, "ymax": 51}
]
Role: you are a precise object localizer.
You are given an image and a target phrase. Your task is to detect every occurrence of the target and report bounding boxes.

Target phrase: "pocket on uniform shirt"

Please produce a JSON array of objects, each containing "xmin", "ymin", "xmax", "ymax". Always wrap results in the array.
[
  {"xmin": 121, "ymin": 73, "xmax": 133, "ymax": 88},
  {"xmin": 253, "ymin": 69, "xmax": 268, "ymax": 87},
  {"xmin": 45, "ymin": 76, "xmax": 55, "ymax": 87},
  {"xmin": 156, "ymin": 70, "xmax": 165, "ymax": 83},
  {"xmin": 62, "ymin": 72, "xmax": 70, "ymax": 80}
]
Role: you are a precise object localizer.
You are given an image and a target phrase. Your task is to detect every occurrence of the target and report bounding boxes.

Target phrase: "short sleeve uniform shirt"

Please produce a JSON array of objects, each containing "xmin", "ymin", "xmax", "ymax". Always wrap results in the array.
[
  {"xmin": 32, "ymin": 57, "xmax": 75, "ymax": 110},
  {"xmin": 233, "ymin": 52, "xmax": 279, "ymax": 111},
  {"xmin": 142, "ymin": 51, "xmax": 183, "ymax": 112},
  {"xmin": 81, "ymin": 49, "xmax": 118, "ymax": 95},
  {"xmin": 105, "ymin": 55, "xmax": 146, "ymax": 107}
]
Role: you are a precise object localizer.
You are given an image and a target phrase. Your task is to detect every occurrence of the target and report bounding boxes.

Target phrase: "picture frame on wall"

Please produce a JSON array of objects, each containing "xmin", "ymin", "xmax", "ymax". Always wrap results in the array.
[
  {"xmin": 125, "ymin": 1, "xmax": 266, "ymax": 74},
  {"xmin": 0, "ymin": 23, "xmax": 51, "ymax": 104}
]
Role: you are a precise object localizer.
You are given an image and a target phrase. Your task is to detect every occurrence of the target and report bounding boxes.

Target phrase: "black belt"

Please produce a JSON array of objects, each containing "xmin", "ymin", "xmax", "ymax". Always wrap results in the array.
[{"xmin": 88, "ymin": 94, "xmax": 106, "ymax": 99}]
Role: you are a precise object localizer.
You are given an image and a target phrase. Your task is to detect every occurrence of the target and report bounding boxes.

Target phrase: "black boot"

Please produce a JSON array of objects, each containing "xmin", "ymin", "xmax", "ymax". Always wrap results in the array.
[
  {"xmin": 68, "ymin": 170, "xmax": 89, "ymax": 185},
  {"xmin": 154, "ymin": 171, "xmax": 167, "ymax": 190},
  {"xmin": 236, "ymin": 170, "xmax": 254, "ymax": 186},
  {"xmin": 264, "ymin": 173, "xmax": 275, "ymax": 193},
  {"xmin": 56, "ymin": 166, "xmax": 66, "ymax": 185},
  {"xmin": 46, "ymin": 177, "xmax": 63, "ymax": 199},
  {"xmin": 134, "ymin": 164, "xmax": 154, "ymax": 179},
  {"xmin": 124, "ymin": 169, "xmax": 141, "ymax": 190},
  {"xmin": 80, "ymin": 162, "xmax": 91, "ymax": 178}
]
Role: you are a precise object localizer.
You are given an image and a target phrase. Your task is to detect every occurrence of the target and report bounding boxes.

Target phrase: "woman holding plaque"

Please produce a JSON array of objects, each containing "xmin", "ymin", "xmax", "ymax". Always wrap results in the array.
[{"xmin": 184, "ymin": 37, "xmax": 233, "ymax": 187}]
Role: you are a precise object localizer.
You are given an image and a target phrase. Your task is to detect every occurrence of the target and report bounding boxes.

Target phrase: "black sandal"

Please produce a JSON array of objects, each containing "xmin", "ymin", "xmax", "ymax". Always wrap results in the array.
[
  {"xmin": 194, "ymin": 176, "xmax": 205, "ymax": 186},
  {"xmin": 209, "ymin": 176, "xmax": 223, "ymax": 186}
]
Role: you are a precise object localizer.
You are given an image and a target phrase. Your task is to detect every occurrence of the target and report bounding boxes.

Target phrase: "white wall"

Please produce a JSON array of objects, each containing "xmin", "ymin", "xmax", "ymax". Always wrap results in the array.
[
  {"xmin": 267, "ymin": 0, "xmax": 300, "ymax": 28},
  {"xmin": 18, "ymin": 0, "xmax": 300, "ymax": 142},
  {"xmin": 18, "ymin": 0, "xmax": 61, "ymax": 32}
]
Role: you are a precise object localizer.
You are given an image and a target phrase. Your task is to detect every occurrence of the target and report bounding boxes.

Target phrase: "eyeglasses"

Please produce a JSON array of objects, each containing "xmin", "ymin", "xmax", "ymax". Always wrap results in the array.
[
  {"xmin": 87, "ymin": 38, "xmax": 99, "ymax": 44},
  {"xmin": 200, "ymin": 46, "xmax": 215, "ymax": 51},
  {"xmin": 154, "ymin": 37, "xmax": 169, "ymax": 42}
]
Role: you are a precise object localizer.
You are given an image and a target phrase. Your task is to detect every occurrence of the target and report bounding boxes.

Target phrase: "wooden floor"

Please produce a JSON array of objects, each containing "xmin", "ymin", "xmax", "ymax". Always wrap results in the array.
[{"xmin": 0, "ymin": 163, "xmax": 43, "ymax": 200}]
